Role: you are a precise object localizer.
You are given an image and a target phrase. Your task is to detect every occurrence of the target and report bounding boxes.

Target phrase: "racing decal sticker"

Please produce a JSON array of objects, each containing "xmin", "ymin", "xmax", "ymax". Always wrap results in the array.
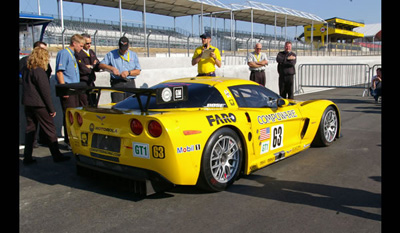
[
  {"xmin": 161, "ymin": 88, "xmax": 172, "ymax": 102},
  {"xmin": 152, "ymin": 145, "xmax": 165, "ymax": 159},
  {"xmin": 173, "ymin": 87, "xmax": 183, "ymax": 100},
  {"xmin": 271, "ymin": 124, "xmax": 284, "ymax": 150},
  {"xmin": 157, "ymin": 86, "xmax": 188, "ymax": 104},
  {"xmin": 96, "ymin": 115, "xmax": 106, "ymax": 125},
  {"xmin": 206, "ymin": 113, "xmax": 236, "ymax": 126},
  {"xmin": 177, "ymin": 144, "xmax": 201, "ymax": 154},
  {"xmin": 133, "ymin": 142, "xmax": 150, "ymax": 159},
  {"xmin": 224, "ymin": 90, "xmax": 231, "ymax": 98},
  {"xmin": 259, "ymin": 127, "xmax": 270, "ymax": 141},
  {"xmin": 257, "ymin": 110, "xmax": 298, "ymax": 125},
  {"xmin": 81, "ymin": 133, "xmax": 88, "ymax": 146},
  {"xmin": 206, "ymin": 103, "xmax": 226, "ymax": 108},
  {"xmin": 260, "ymin": 141, "xmax": 269, "ymax": 155},
  {"xmin": 89, "ymin": 123, "xmax": 117, "ymax": 133}
]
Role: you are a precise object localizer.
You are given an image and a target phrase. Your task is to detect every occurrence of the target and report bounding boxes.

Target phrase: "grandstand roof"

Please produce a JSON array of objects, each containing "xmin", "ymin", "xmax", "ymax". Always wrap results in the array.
[
  {"xmin": 63, "ymin": 0, "xmax": 229, "ymax": 17},
  {"xmin": 216, "ymin": 1, "xmax": 326, "ymax": 27},
  {"xmin": 62, "ymin": 0, "xmax": 325, "ymax": 26},
  {"xmin": 354, "ymin": 23, "xmax": 381, "ymax": 41},
  {"xmin": 20, "ymin": 13, "xmax": 53, "ymax": 25}
]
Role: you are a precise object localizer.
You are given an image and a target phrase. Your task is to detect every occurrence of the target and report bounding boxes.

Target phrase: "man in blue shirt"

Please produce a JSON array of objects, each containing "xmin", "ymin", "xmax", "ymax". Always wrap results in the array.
[
  {"xmin": 56, "ymin": 34, "xmax": 84, "ymax": 85},
  {"xmin": 99, "ymin": 36, "xmax": 141, "ymax": 103},
  {"xmin": 55, "ymin": 34, "xmax": 85, "ymax": 146}
]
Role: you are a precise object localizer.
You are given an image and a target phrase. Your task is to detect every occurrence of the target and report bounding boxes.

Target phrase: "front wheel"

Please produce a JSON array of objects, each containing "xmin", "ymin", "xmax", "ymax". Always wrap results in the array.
[
  {"xmin": 312, "ymin": 106, "xmax": 338, "ymax": 147},
  {"xmin": 197, "ymin": 128, "xmax": 243, "ymax": 192}
]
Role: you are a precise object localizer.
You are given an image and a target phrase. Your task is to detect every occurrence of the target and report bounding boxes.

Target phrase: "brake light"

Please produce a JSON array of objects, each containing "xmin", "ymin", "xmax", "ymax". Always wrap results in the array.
[
  {"xmin": 148, "ymin": 120, "xmax": 162, "ymax": 137},
  {"xmin": 76, "ymin": 112, "xmax": 83, "ymax": 126},
  {"xmin": 68, "ymin": 111, "xmax": 74, "ymax": 125},
  {"xmin": 130, "ymin": 119, "xmax": 143, "ymax": 135}
]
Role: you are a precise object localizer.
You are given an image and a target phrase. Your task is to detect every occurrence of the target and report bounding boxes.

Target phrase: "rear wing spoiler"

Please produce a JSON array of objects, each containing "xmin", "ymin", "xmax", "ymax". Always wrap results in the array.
[{"xmin": 55, "ymin": 83, "xmax": 188, "ymax": 112}]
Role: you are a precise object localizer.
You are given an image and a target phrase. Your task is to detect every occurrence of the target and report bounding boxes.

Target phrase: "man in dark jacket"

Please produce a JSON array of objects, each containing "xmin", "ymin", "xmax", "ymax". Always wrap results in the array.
[
  {"xmin": 75, "ymin": 33, "xmax": 100, "ymax": 106},
  {"xmin": 276, "ymin": 41, "xmax": 297, "ymax": 99}
]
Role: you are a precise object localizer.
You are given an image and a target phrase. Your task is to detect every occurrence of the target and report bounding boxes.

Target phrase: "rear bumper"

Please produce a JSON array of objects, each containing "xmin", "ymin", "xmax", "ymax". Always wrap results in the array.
[{"xmin": 75, "ymin": 154, "xmax": 175, "ymax": 195}]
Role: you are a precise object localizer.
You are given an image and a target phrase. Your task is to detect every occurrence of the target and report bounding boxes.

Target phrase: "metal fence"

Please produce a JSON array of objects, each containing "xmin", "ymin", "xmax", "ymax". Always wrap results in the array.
[
  {"xmin": 19, "ymin": 11, "xmax": 381, "ymax": 57},
  {"xmin": 296, "ymin": 63, "xmax": 381, "ymax": 96}
]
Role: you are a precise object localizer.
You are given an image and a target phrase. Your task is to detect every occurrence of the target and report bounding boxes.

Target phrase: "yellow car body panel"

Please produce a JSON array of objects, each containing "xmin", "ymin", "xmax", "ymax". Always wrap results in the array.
[{"xmin": 65, "ymin": 77, "xmax": 341, "ymax": 187}]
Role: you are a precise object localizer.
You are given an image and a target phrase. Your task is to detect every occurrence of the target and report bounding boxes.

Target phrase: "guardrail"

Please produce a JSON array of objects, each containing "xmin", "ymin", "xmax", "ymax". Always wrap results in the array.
[{"xmin": 296, "ymin": 63, "xmax": 381, "ymax": 96}]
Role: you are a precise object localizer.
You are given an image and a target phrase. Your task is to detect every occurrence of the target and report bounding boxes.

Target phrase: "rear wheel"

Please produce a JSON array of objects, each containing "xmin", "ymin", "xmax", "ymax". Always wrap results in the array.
[
  {"xmin": 197, "ymin": 128, "xmax": 243, "ymax": 192},
  {"xmin": 312, "ymin": 106, "xmax": 338, "ymax": 147}
]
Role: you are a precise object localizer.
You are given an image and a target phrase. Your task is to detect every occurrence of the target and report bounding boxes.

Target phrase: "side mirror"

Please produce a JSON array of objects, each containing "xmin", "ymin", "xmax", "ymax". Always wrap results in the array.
[{"xmin": 277, "ymin": 98, "xmax": 289, "ymax": 107}]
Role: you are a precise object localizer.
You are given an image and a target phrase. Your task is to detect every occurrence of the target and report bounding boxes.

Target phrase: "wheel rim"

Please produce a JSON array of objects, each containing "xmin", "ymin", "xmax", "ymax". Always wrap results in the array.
[
  {"xmin": 323, "ymin": 110, "xmax": 338, "ymax": 143},
  {"xmin": 210, "ymin": 136, "xmax": 240, "ymax": 183}
]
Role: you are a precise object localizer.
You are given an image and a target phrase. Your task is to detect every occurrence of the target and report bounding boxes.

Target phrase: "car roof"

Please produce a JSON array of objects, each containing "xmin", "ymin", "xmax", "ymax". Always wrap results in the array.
[{"xmin": 161, "ymin": 76, "xmax": 258, "ymax": 88}]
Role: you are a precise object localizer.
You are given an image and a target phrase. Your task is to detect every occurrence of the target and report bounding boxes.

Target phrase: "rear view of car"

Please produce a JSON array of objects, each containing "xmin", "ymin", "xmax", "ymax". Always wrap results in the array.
[{"xmin": 57, "ymin": 81, "xmax": 233, "ymax": 195}]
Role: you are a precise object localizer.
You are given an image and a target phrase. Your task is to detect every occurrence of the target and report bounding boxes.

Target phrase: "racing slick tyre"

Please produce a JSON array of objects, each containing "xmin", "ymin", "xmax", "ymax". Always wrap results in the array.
[
  {"xmin": 312, "ymin": 106, "xmax": 338, "ymax": 147},
  {"xmin": 197, "ymin": 127, "xmax": 243, "ymax": 192}
]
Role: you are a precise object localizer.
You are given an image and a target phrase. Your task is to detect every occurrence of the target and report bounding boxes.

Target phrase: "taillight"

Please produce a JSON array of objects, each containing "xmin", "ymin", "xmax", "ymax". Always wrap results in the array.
[
  {"xmin": 148, "ymin": 120, "xmax": 162, "ymax": 137},
  {"xmin": 76, "ymin": 112, "xmax": 83, "ymax": 126},
  {"xmin": 130, "ymin": 119, "xmax": 143, "ymax": 135},
  {"xmin": 68, "ymin": 111, "xmax": 74, "ymax": 125}
]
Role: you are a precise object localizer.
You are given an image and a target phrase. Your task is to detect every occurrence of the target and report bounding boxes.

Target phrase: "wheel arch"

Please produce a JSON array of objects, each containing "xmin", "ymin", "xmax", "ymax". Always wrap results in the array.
[
  {"xmin": 329, "ymin": 103, "xmax": 342, "ymax": 139},
  {"xmin": 213, "ymin": 125, "xmax": 249, "ymax": 176}
]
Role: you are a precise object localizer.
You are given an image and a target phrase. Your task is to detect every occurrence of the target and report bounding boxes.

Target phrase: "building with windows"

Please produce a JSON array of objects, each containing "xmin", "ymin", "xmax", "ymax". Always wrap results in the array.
[{"xmin": 303, "ymin": 17, "xmax": 364, "ymax": 48}]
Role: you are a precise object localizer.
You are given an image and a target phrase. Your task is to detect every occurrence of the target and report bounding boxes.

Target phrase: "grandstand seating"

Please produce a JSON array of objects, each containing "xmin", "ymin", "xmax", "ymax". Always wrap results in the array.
[{"xmin": 35, "ymin": 12, "xmax": 292, "ymax": 55}]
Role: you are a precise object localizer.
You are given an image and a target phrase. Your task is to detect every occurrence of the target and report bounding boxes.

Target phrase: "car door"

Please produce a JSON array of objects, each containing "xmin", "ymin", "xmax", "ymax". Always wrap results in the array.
[{"xmin": 228, "ymin": 85, "xmax": 303, "ymax": 165}]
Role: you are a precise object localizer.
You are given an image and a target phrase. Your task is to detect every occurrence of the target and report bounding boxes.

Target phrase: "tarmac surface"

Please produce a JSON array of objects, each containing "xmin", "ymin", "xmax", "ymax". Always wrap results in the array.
[{"xmin": 19, "ymin": 87, "xmax": 381, "ymax": 233}]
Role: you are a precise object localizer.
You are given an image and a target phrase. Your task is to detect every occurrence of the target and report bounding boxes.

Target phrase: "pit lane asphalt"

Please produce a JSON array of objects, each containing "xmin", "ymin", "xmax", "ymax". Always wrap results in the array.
[{"xmin": 19, "ymin": 88, "xmax": 381, "ymax": 233}]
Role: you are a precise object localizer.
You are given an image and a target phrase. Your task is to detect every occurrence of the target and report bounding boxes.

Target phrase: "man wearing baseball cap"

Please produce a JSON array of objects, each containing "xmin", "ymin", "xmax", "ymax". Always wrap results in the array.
[
  {"xmin": 99, "ymin": 36, "xmax": 141, "ymax": 103},
  {"xmin": 191, "ymin": 32, "xmax": 221, "ymax": 76}
]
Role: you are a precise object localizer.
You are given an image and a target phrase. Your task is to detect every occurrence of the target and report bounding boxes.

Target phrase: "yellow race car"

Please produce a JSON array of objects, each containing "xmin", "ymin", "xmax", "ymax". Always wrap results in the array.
[{"xmin": 56, "ymin": 77, "xmax": 340, "ymax": 194}]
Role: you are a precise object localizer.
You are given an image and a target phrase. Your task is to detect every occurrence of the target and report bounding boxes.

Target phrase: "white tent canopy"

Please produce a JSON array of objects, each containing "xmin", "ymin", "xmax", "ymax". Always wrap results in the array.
[{"xmin": 57, "ymin": 0, "xmax": 325, "ymax": 49}]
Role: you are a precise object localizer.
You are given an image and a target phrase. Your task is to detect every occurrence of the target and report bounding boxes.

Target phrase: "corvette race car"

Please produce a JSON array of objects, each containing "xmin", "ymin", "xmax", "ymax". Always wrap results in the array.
[{"xmin": 56, "ymin": 77, "xmax": 340, "ymax": 194}]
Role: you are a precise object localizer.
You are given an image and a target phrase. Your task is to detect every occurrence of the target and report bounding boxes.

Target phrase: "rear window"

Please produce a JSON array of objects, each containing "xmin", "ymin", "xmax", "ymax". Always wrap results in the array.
[
  {"xmin": 228, "ymin": 84, "xmax": 281, "ymax": 108},
  {"xmin": 113, "ymin": 83, "xmax": 226, "ymax": 110}
]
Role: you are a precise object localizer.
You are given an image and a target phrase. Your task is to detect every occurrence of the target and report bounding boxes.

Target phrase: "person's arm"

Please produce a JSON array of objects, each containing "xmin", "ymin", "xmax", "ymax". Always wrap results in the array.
[
  {"xmin": 192, "ymin": 54, "xmax": 202, "ymax": 66},
  {"xmin": 286, "ymin": 53, "xmax": 297, "ymax": 65},
  {"xmin": 91, "ymin": 50, "xmax": 101, "ymax": 72},
  {"xmin": 98, "ymin": 63, "xmax": 120, "ymax": 76},
  {"xmin": 211, "ymin": 48, "xmax": 222, "ymax": 68},
  {"xmin": 76, "ymin": 52, "xmax": 93, "ymax": 76},
  {"xmin": 212, "ymin": 54, "xmax": 222, "ymax": 68},
  {"xmin": 192, "ymin": 48, "xmax": 203, "ymax": 66},
  {"xmin": 248, "ymin": 60, "xmax": 267, "ymax": 68},
  {"xmin": 120, "ymin": 52, "xmax": 142, "ymax": 79},
  {"xmin": 55, "ymin": 51, "xmax": 66, "ymax": 84},
  {"xmin": 56, "ymin": 70, "xmax": 70, "ymax": 98},
  {"xmin": 56, "ymin": 70, "xmax": 65, "ymax": 84},
  {"xmin": 257, "ymin": 58, "xmax": 268, "ymax": 66},
  {"xmin": 120, "ymin": 69, "xmax": 141, "ymax": 79},
  {"xmin": 248, "ymin": 55, "xmax": 268, "ymax": 68},
  {"xmin": 35, "ymin": 68, "xmax": 56, "ymax": 115}
]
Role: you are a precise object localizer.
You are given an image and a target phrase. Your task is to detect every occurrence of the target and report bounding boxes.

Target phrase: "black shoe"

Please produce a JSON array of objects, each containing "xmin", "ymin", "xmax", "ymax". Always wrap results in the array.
[
  {"xmin": 23, "ymin": 158, "xmax": 37, "ymax": 165},
  {"xmin": 33, "ymin": 141, "xmax": 39, "ymax": 148},
  {"xmin": 53, "ymin": 155, "xmax": 71, "ymax": 163}
]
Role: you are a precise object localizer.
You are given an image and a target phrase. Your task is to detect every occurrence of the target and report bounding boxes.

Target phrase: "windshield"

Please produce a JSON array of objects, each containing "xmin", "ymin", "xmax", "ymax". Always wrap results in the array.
[{"xmin": 113, "ymin": 82, "xmax": 226, "ymax": 110}]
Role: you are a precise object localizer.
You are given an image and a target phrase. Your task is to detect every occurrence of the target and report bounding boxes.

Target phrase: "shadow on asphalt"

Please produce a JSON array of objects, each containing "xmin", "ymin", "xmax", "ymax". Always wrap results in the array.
[
  {"xmin": 19, "ymin": 153, "xmax": 148, "ymax": 201},
  {"xmin": 19, "ymin": 151, "xmax": 381, "ymax": 222},
  {"xmin": 226, "ymin": 174, "xmax": 381, "ymax": 222}
]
